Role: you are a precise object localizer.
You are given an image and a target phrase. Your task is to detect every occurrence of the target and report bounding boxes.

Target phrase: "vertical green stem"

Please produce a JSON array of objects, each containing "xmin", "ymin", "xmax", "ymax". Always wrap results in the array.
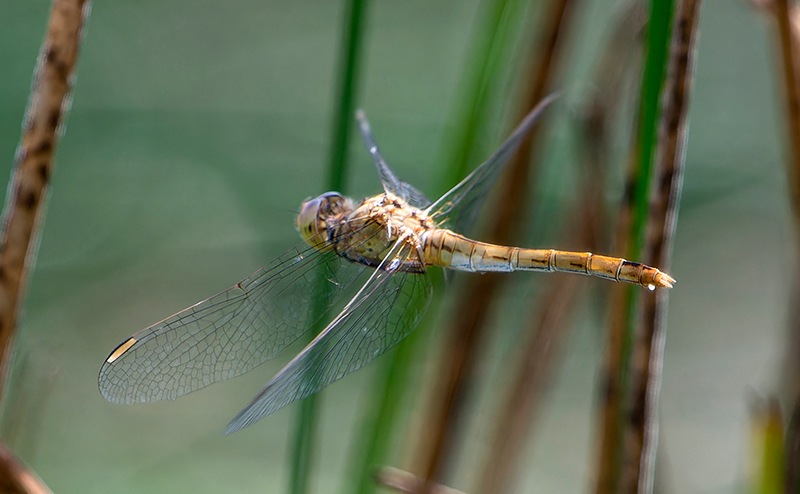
[
  {"xmin": 289, "ymin": 0, "xmax": 369, "ymax": 493},
  {"xmin": 630, "ymin": 0, "xmax": 674, "ymax": 261},
  {"xmin": 343, "ymin": 2, "xmax": 521, "ymax": 493},
  {"xmin": 327, "ymin": 0, "xmax": 370, "ymax": 192},
  {"xmin": 616, "ymin": 0, "xmax": 673, "ymax": 492}
]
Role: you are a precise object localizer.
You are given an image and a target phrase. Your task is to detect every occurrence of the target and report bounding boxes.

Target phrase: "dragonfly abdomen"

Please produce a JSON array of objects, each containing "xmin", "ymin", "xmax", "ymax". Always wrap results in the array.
[{"xmin": 423, "ymin": 230, "xmax": 674, "ymax": 289}]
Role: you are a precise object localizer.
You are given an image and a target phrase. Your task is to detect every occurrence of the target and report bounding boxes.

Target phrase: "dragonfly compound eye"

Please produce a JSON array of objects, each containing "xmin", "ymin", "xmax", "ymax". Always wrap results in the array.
[
  {"xmin": 297, "ymin": 192, "xmax": 352, "ymax": 248},
  {"xmin": 296, "ymin": 196, "xmax": 326, "ymax": 247}
]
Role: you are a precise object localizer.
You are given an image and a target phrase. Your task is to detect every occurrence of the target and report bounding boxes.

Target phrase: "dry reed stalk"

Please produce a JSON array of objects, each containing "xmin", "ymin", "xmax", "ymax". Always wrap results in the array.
[
  {"xmin": 628, "ymin": 1, "xmax": 699, "ymax": 492},
  {"xmin": 0, "ymin": 441, "xmax": 51, "ymax": 494},
  {"xmin": 0, "ymin": 0, "xmax": 89, "ymax": 401},
  {"xmin": 472, "ymin": 5, "xmax": 646, "ymax": 492},
  {"xmin": 375, "ymin": 467, "xmax": 467, "ymax": 494},
  {"xmin": 471, "ymin": 217, "xmax": 588, "ymax": 494},
  {"xmin": 770, "ymin": 0, "xmax": 800, "ymax": 490},
  {"xmin": 0, "ymin": 0, "xmax": 88, "ymax": 490},
  {"xmin": 408, "ymin": 1, "xmax": 576, "ymax": 491}
]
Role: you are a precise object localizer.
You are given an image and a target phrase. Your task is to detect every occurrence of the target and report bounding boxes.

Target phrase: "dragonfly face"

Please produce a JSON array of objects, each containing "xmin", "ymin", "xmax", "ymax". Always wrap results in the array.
[{"xmin": 296, "ymin": 192, "xmax": 355, "ymax": 249}]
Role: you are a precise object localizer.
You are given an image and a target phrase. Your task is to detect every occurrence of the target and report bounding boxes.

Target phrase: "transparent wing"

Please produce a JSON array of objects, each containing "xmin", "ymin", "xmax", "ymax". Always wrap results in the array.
[
  {"xmin": 425, "ymin": 93, "xmax": 560, "ymax": 231},
  {"xmin": 98, "ymin": 237, "xmax": 376, "ymax": 405},
  {"xmin": 356, "ymin": 109, "xmax": 432, "ymax": 209},
  {"xmin": 225, "ymin": 241, "xmax": 432, "ymax": 433}
]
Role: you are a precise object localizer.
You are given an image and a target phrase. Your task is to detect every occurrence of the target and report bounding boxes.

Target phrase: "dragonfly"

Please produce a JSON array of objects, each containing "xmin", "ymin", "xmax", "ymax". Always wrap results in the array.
[{"xmin": 98, "ymin": 94, "xmax": 674, "ymax": 434}]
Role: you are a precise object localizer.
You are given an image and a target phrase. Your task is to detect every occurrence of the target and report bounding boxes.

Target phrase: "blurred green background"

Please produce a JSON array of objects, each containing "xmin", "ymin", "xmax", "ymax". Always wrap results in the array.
[{"xmin": 0, "ymin": 1, "xmax": 793, "ymax": 492}]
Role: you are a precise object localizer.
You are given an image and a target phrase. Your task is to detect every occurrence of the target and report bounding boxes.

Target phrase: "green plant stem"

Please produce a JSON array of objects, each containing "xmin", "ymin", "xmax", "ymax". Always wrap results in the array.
[
  {"xmin": 346, "ymin": 2, "xmax": 520, "ymax": 493},
  {"xmin": 629, "ymin": 0, "xmax": 674, "ymax": 261},
  {"xmin": 327, "ymin": 0, "xmax": 370, "ymax": 192},
  {"xmin": 617, "ymin": 0, "xmax": 674, "ymax": 492},
  {"xmin": 289, "ymin": 0, "xmax": 370, "ymax": 493}
]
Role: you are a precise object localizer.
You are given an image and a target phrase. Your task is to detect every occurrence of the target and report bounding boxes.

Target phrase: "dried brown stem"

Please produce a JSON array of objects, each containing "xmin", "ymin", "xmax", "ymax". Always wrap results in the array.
[
  {"xmin": 473, "ymin": 7, "xmax": 646, "ymax": 493},
  {"xmin": 473, "ymin": 184, "xmax": 599, "ymax": 494},
  {"xmin": 0, "ymin": 441, "xmax": 51, "ymax": 494},
  {"xmin": 595, "ymin": 2, "xmax": 698, "ymax": 492},
  {"xmin": 755, "ymin": 0, "xmax": 800, "ymax": 489},
  {"xmin": 774, "ymin": 0, "xmax": 800, "ymax": 218},
  {"xmin": 0, "ymin": 1, "xmax": 88, "ymax": 491},
  {"xmin": 630, "ymin": 1, "xmax": 700, "ymax": 492},
  {"xmin": 473, "ymin": 277, "xmax": 581, "ymax": 494},
  {"xmin": 0, "ymin": 0, "xmax": 89, "ymax": 403},
  {"xmin": 594, "ymin": 126, "xmax": 647, "ymax": 491},
  {"xmin": 409, "ymin": 1, "xmax": 576, "ymax": 490},
  {"xmin": 375, "ymin": 467, "xmax": 467, "ymax": 494},
  {"xmin": 771, "ymin": 0, "xmax": 800, "ymax": 490},
  {"xmin": 594, "ymin": 18, "xmax": 647, "ymax": 494}
]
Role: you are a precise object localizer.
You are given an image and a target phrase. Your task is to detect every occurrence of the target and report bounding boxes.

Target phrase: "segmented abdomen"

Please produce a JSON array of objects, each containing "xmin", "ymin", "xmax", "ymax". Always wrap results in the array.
[{"xmin": 422, "ymin": 229, "xmax": 674, "ymax": 289}]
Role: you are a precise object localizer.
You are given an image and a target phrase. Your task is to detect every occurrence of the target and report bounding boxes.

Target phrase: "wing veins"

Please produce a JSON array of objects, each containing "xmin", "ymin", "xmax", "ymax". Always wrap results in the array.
[{"xmin": 225, "ymin": 238, "xmax": 418, "ymax": 432}]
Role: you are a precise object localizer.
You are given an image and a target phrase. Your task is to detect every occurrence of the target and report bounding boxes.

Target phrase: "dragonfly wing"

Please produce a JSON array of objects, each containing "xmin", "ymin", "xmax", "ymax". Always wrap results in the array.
[
  {"xmin": 225, "ymin": 241, "xmax": 432, "ymax": 433},
  {"xmin": 426, "ymin": 93, "xmax": 560, "ymax": 232},
  {"xmin": 356, "ymin": 109, "xmax": 432, "ymax": 209},
  {"xmin": 98, "ymin": 242, "xmax": 371, "ymax": 404}
]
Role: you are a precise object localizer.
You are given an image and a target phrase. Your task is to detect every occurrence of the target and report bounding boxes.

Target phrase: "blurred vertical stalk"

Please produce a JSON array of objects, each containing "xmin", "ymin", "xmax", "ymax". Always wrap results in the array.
[
  {"xmin": 473, "ymin": 126, "xmax": 601, "ymax": 494},
  {"xmin": 0, "ymin": 442, "xmax": 51, "ymax": 494},
  {"xmin": 344, "ymin": 3, "xmax": 520, "ymax": 492},
  {"xmin": 0, "ymin": 0, "xmax": 88, "ymax": 405},
  {"xmin": 439, "ymin": 0, "xmax": 524, "ymax": 188},
  {"xmin": 0, "ymin": 0, "xmax": 90, "ymax": 492},
  {"xmin": 770, "ymin": 0, "xmax": 800, "ymax": 490},
  {"xmin": 633, "ymin": 1, "xmax": 698, "ymax": 492},
  {"xmin": 290, "ymin": 0, "xmax": 369, "ymax": 493},
  {"xmin": 325, "ymin": 0, "xmax": 370, "ymax": 193},
  {"xmin": 594, "ymin": 0, "xmax": 676, "ymax": 492},
  {"xmin": 754, "ymin": 0, "xmax": 800, "ymax": 489},
  {"xmin": 410, "ymin": 1, "xmax": 575, "ymax": 490},
  {"xmin": 773, "ymin": 0, "xmax": 800, "ymax": 211},
  {"xmin": 473, "ymin": 5, "xmax": 645, "ymax": 493}
]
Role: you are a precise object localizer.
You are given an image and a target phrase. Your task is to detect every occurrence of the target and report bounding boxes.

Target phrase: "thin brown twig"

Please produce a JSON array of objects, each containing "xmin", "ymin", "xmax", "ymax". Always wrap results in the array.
[
  {"xmin": 472, "ymin": 167, "xmax": 597, "ymax": 494},
  {"xmin": 753, "ymin": 1, "xmax": 800, "ymax": 489},
  {"xmin": 593, "ymin": 175, "xmax": 634, "ymax": 493},
  {"xmin": 630, "ymin": 1, "xmax": 700, "ymax": 493},
  {"xmin": 375, "ymin": 467, "xmax": 467, "ymax": 494},
  {"xmin": 473, "ymin": 6, "xmax": 646, "ymax": 493},
  {"xmin": 0, "ymin": 1, "xmax": 87, "ymax": 489},
  {"xmin": 770, "ymin": 0, "xmax": 800, "ymax": 490},
  {"xmin": 0, "ymin": 441, "xmax": 51, "ymax": 494},
  {"xmin": 774, "ymin": 0, "xmax": 800, "ymax": 218},
  {"xmin": 594, "ymin": 30, "xmax": 647, "ymax": 494},
  {"xmin": 0, "ymin": 0, "xmax": 89, "ymax": 402},
  {"xmin": 409, "ymin": 2, "xmax": 576, "ymax": 491}
]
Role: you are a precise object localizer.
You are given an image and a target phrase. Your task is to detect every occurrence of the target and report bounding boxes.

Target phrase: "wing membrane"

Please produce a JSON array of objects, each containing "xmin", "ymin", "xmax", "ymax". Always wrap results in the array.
[
  {"xmin": 225, "ymin": 241, "xmax": 432, "ymax": 433},
  {"xmin": 98, "ymin": 238, "xmax": 374, "ymax": 404},
  {"xmin": 356, "ymin": 110, "xmax": 432, "ymax": 209},
  {"xmin": 426, "ymin": 93, "xmax": 559, "ymax": 231}
]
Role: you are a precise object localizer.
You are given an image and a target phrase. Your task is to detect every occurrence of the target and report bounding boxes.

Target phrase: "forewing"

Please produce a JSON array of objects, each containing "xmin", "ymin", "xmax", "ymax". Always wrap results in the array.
[
  {"xmin": 356, "ymin": 110, "xmax": 432, "ymax": 208},
  {"xmin": 426, "ymin": 93, "xmax": 559, "ymax": 232},
  {"xmin": 98, "ymin": 242, "xmax": 370, "ymax": 404},
  {"xmin": 225, "ymin": 242, "xmax": 432, "ymax": 433}
]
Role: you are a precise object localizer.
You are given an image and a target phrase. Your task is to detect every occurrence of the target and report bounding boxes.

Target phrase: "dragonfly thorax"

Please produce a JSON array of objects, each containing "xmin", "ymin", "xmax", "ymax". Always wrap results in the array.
[{"xmin": 327, "ymin": 193, "xmax": 433, "ymax": 273}]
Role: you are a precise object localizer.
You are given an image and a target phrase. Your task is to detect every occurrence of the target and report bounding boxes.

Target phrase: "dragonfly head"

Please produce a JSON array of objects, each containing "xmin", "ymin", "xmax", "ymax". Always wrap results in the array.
[{"xmin": 297, "ymin": 192, "xmax": 354, "ymax": 248}]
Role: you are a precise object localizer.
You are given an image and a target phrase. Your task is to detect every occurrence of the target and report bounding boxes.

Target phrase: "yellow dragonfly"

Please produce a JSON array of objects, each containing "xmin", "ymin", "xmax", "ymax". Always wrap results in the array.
[{"xmin": 98, "ymin": 95, "xmax": 673, "ymax": 433}]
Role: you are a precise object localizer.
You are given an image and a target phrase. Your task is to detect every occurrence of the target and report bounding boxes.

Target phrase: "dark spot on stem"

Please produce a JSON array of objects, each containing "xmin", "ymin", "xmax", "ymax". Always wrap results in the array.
[
  {"xmin": 37, "ymin": 162, "xmax": 50, "ymax": 183},
  {"xmin": 659, "ymin": 167, "xmax": 674, "ymax": 192},
  {"xmin": 34, "ymin": 139, "xmax": 52, "ymax": 157},
  {"xmin": 48, "ymin": 109, "xmax": 61, "ymax": 131},
  {"xmin": 19, "ymin": 188, "xmax": 39, "ymax": 210}
]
